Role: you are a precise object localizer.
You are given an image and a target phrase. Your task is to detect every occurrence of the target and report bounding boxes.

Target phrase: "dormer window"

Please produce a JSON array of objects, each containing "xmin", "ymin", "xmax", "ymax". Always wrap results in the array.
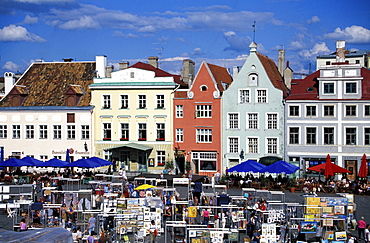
[
  {"xmin": 248, "ymin": 73, "xmax": 258, "ymax": 86},
  {"xmin": 65, "ymin": 85, "xmax": 83, "ymax": 106},
  {"xmin": 200, "ymin": 85, "xmax": 207, "ymax": 91},
  {"xmin": 9, "ymin": 85, "xmax": 28, "ymax": 107}
]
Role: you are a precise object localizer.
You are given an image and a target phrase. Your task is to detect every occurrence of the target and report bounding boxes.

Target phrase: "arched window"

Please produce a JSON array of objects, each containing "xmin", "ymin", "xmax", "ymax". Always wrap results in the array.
[
  {"xmin": 200, "ymin": 85, "xmax": 207, "ymax": 91},
  {"xmin": 248, "ymin": 73, "xmax": 258, "ymax": 86}
]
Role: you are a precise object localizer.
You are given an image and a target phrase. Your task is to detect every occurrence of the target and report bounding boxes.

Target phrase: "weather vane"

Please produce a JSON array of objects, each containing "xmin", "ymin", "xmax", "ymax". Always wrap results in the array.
[{"xmin": 252, "ymin": 21, "xmax": 256, "ymax": 43}]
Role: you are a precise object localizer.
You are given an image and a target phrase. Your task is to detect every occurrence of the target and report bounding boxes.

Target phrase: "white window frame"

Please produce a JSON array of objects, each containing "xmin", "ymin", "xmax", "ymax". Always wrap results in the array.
[
  {"xmin": 138, "ymin": 94, "xmax": 147, "ymax": 109},
  {"xmin": 247, "ymin": 137, "xmax": 258, "ymax": 154},
  {"xmin": 176, "ymin": 105, "xmax": 183, "ymax": 118},
  {"xmin": 176, "ymin": 128, "xmax": 183, "ymax": 142},
  {"xmin": 322, "ymin": 82, "xmax": 336, "ymax": 95},
  {"xmin": 196, "ymin": 129, "xmax": 212, "ymax": 143},
  {"xmin": 305, "ymin": 105, "xmax": 317, "ymax": 117},
  {"xmin": 239, "ymin": 89, "xmax": 250, "ymax": 104},
  {"xmin": 288, "ymin": 105, "xmax": 300, "ymax": 117},
  {"xmin": 13, "ymin": 124, "xmax": 21, "ymax": 139},
  {"xmin": 81, "ymin": 125, "xmax": 90, "ymax": 140},
  {"xmin": 345, "ymin": 126, "xmax": 357, "ymax": 145},
  {"xmin": 67, "ymin": 125, "xmax": 76, "ymax": 140},
  {"xmin": 266, "ymin": 137, "xmax": 278, "ymax": 154},
  {"xmin": 156, "ymin": 123, "xmax": 165, "ymax": 141},
  {"xmin": 156, "ymin": 151, "xmax": 166, "ymax": 166},
  {"xmin": 39, "ymin": 125, "xmax": 47, "ymax": 139},
  {"xmin": 228, "ymin": 137, "xmax": 239, "ymax": 153},
  {"xmin": 247, "ymin": 113, "xmax": 259, "ymax": 130},
  {"xmin": 323, "ymin": 127, "xmax": 335, "ymax": 145},
  {"xmin": 120, "ymin": 94, "xmax": 129, "ymax": 109},
  {"xmin": 266, "ymin": 113, "xmax": 278, "ymax": 130},
  {"xmin": 120, "ymin": 123, "xmax": 129, "ymax": 140},
  {"xmin": 323, "ymin": 104, "xmax": 336, "ymax": 117},
  {"xmin": 53, "ymin": 125, "xmax": 61, "ymax": 139},
  {"xmin": 138, "ymin": 123, "xmax": 147, "ymax": 140},
  {"xmin": 248, "ymin": 73, "xmax": 258, "ymax": 86},
  {"xmin": 228, "ymin": 113, "xmax": 239, "ymax": 129},
  {"xmin": 103, "ymin": 123, "xmax": 112, "ymax": 140},
  {"xmin": 196, "ymin": 105, "xmax": 212, "ymax": 118},
  {"xmin": 102, "ymin": 94, "xmax": 111, "ymax": 109},
  {"xmin": 256, "ymin": 89, "xmax": 267, "ymax": 103},
  {"xmin": 156, "ymin": 94, "xmax": 165, "ymax": 109},
  {"xmin": 344, "ymin": 81, "xmax": 358, "ymax": 94},
  {"xmin": 288, "ymin": 126, "xmax": 300, "ymax": 145},
  {"xmin": 25, "ymin": 125, "xmax": 34, "ymax": 139},
  {"xmin": 364, "ymin": 127, "xmax": 370, "ymax": 145},
  {"xmin": 345, "ymin": 104, "xmax": 357, "ymax": 117},
  {"xmin": 306, "ymin": 126, "xmax": 317, "ymax": 145},
  {"xmin": 0, "ymin": 125, "xmax": 7, "ymax": 139},
  {"xmin": 364, "ymin": 104, "xmax": 370, "ymax": 117}
]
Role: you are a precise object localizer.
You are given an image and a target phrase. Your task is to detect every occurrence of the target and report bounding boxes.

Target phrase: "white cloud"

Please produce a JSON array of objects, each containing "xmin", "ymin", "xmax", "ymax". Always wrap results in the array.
[
  {"xmin": 324, "ymin": 25, "xmax": 370, "ymax": 44},
  {"xmin": 0, "ymin": 24, "xmax": 45, "ymax": 42},
  {"xmin": 192, "ymin": 48, "xmax": 205, "ymax": 55},
  {"xmin": 58, "ymin": 15, "xmax": 100, "ymax": 29},
  {"xmin": 288, "ymin": 40, "xmax": 305, "ymax": 50},
  {"xmin": 113, "ymin": 31, "xmax": 138, "ymax": 38},
  {"xmin": 137, "ymin": 25, "xmax": 156, "ymax": 33},
  {"xmin": 298, "ymin": 42, "xmax": 330, "ymax": 60},
  {"xmin": 307, "ymin": 16, "xmax": 320, "ymax": 24},
  {"xmin": 2, "ymin": 61, "xmax": 21, "ymax": 72},
  {"xmin": 22, "ymin": 15, "xmax": 38, "ymax": 24},
  {"xmin": 223, "ymin": 31, "xmax": 252, "ymax": 52}
]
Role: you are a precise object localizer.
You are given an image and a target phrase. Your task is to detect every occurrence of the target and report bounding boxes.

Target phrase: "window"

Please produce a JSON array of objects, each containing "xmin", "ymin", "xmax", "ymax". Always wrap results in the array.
[
  {"xmin": 40, "ymin": 155, "xmax": 48, "ymax": 162},
  {"xmin": 81, "ymin": 125, "xmax": 90, "ymax": 139},
  {"xmin": 138, "ymin": 123, "xmax": 147, "ymax": 141},
  {"xmin": 289, "ymin": 106, "xmax": 299, "ymax": 116},
  {"xmin": 39, "ymin": 125, "xmax": 47, "ymax": 139},
  {"xmin": 248, "ymin": 138, "xmax": 258, "ymax": 154},
  {"xmin": 176, "ymin": 128, "xmax": 183, "ymax": 142},
  {"xmin": 306, "ymin": 106, "xmax": 316, "ymax": 117},
  {"xmin": 195, "ymin": 152, "xmax": 217, "ymax": 171},
  {"xmin": 103, "ymin": 95, "xmax": 111, "ymax": 109},
  {"xmin": 326, "ymin": 61, "xmax": 330, "ymax": 65},
  {"xmin": 176, "ymin": 105, "xmax": 183, "ymax": 118},
  {"xmin": 365, "ymin": 128, "xmax": 370, "ymax": 145},
  {"xmin": 324, "ymin": 105, "xmax": 335, "ymax": 116},
  {"xmin": 365, "ymin": 105, "xmax": 370, "ymax": 116},
  {"xmin": 289, "ymin": 127, "xmax": 299, "ymax": 144},
  {"xmin": 257, "ymin": 90, "xmax": 267, "ymax": 103},
  {"xmin": 345, "ymin": 105, "xmax": 356, "ymax": 116},
  {"xmin": 157, "ymin": 151, "xmax": 165, "ymax": 166},
  {"xmin": 120, "ymin": 123, "xmax": 129, "ymax": 140},
  {"xmin": 345, "ymin": 82, "xmax": 357, "ymax": 94},
  {"xmin": 267, "ymin": 138, "xmax": 277, "ymax": 154},
  {"xmin": 346, "ymin": 127, "xmax": 356, "ymax": 145},
  {"xmin": 130, "ymin": 71, "xmax": 135, "ymax": 78},
  {"xmin": 248, "ymin": 113, "xmax": 258, "ymax": 129},
  {"xmin": 201, "ymin": 85, "xmax": 207, "ymax": 91},
  {"xmin": 67, "ymin": 125, "xmax": 76, "ymax": 139},
  {"xmin": 239, "ymin": 89, "xmax": 250, "ymax": 103},
  {"xmin": 196, "ymin": 129, "xmax": 212, "ymax": 143},
  {"xmin": 120, "ymin": 95, "xmax": 129, "ymax": 109},
  {"xmin": 138, "ymin": 95, "xmax": 146, "ymax": 109},
  {"xmin": 306, "ymin": 127, "xmax": 316, "ymax": 144},
  {"xmin": 228, "ymin": 137, "xmax": 239, "ymax": 153},
  {"xmin": 324, "ymin": 127, "xmax": 334, "ymax": 145},
  {"xmin": 156, "ymin": 94, "xmax": 165, "ymax": 109},
  {"xmin": 0, "ymin": 125, "xmax": 7, "ymax": 139},
  {"xmin": 267, "ymin": 113, "xmax": 277, "ymax": 129},
  {"xmin": 67, "ymin": 113, "xmax": 75, "ymax": 123},
  {"xmin": 248, "ymin": 74, "xmax": 258, "ymax": 86},
  {"xmin": 196, "ymin": 105, "xmax": 212, "ymax": 118},
  {"xmin": 103, "ymin": 123, "xmax": 111, "ymax": 140},
  {"xmin": 53, "ymin": 125, "xmax": 61, "ymax": 139},
  {"xmin": 228, "ymin": 113, "xmax": 239, "ymax": 129},
  {"xmin": 323, "ymin": 83, "xmax": 334, "ymax": 94},
  {"xmin": 13, "ymin": 125, "xmax": 20, "ymax": 139},
  {"xmin": 156, "ymin": 123, "xmax": 165, "ymax": 141},
  {"xmin": 25, "ymin": 125, "xmax": 34, "ymax": 139}
]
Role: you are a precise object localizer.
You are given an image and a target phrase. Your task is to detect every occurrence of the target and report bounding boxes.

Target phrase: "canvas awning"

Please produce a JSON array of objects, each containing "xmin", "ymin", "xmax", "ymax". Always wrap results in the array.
[{"xmin": 105, "ymin": 143, "xmax": 153, "ymax": 152}]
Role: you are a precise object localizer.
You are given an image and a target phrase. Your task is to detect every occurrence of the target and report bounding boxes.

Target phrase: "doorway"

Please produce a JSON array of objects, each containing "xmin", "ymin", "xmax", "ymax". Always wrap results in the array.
[{"xmin": 345, "ymin": 160, "xmax": 357, "ymax": 181}]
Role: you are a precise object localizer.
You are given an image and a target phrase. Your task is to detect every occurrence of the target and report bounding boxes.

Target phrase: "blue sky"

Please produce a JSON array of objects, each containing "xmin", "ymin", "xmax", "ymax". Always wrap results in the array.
[{"xmin": 1, "ymin": 0, "xmax": 369, "ymax": 76}]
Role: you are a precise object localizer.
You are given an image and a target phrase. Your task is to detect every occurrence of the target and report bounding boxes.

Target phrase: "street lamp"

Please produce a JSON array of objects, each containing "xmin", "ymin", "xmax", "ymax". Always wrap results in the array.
[{"xmin": 239, "ymin": 149, "xmax": 244, "ymax": 160}]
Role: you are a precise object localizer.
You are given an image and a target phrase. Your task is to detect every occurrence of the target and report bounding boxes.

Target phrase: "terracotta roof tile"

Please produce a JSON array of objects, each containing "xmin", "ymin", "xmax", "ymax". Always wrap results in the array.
[
  {"xmin": 257, "ymin": 53, "xmax": 288, "ymax": 91},
  {"xmin": 0, "ymin": 62, "xmax": 95, "ymax": 107},
  {"xmin": 207, "ymin": 63, "xmax": 233, "ymax": 92}
]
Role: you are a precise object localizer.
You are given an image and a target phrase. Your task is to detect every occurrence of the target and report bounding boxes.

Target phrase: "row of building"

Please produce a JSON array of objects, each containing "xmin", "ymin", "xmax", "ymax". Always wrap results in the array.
[{"xmin": 0, "ymin": 41, "xmax": 369, "ymax": 180}]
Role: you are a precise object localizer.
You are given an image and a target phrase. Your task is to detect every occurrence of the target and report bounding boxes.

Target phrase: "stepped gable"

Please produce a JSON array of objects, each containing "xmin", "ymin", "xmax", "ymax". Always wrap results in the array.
[
  {"xmin": 0, "ymin": 62, "xmax": 96, "ymax": 107},
  {"xmin": 207, "ymin": 63, "xmax": 233, "ymax": 92},
  {"xmin": 130, "ymin": 62, "xmax": 187, "ymax": 87},
  {"xmin": 257, "ymin": 52, "xmax": 288, "ymax": 92}
]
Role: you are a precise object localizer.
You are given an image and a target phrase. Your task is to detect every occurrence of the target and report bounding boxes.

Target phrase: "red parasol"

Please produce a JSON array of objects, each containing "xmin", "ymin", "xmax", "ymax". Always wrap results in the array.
[
  {"xmin": 358, "ymin": 154, "xmax": 368, "ymax": 178},
  {"xmin": 307, "ymin": 154, "xmax": 352, "ymax": 178}
]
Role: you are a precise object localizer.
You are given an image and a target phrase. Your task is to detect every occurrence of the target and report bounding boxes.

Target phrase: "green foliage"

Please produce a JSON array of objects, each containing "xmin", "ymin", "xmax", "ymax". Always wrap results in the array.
[{"xmin": 165, "ymin": 160, "xmax": 174, "ymax": 169}]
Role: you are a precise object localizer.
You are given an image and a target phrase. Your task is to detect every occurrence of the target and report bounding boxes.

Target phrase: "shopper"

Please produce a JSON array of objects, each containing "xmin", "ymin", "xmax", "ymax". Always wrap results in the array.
[
  {"xmin": 87, "ymin": 214, "xmax": 96, "ymax": 235},
  {"xmin": 358, "ymin": 216, "xmax": 367, "ymax": 240}
]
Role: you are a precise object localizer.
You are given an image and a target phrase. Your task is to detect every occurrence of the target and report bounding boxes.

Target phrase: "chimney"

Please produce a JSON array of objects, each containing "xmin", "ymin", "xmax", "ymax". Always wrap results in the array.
[
  {"xmin": 148, "ymin": 56, "xmax": 158, "ymax": 68},
  {"xmin": 233, "ymin": 66, "xmax": 240, "ymax": 79},
  {"xmin": 105, "ymin": 65, "xmax": 114, "ymax": 78},
  {"xmin": 181, "ymin": 59, "xmax": 195, "ymax": 84},
  {"xmin": 4, "ymin": 72, "xmax": 16, "ymax": 96},
  {"xmin": 95, "ymin": 55, "xmax": 107, "ymax": 78},
  {"xmin": 283, "ymin": 61, "xmax": 293, "ymax": 89},
  {"xmin": 119, "ymin": 62, "xmax": 130, "ymax": 70},
  {"xmin": 63, "ymin": 58, "xmax": 73, "ymax": 62},
  {"xmin": 278, "ymin": 49, "xmax": 285, "ymax": 75},
  {"xmin": 336, "ymin": 40, "xmax": 346, "ymax": 63}
]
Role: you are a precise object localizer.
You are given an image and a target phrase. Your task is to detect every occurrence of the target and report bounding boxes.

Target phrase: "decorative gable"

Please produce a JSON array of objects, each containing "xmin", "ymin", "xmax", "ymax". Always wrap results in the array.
[{"xmin": 9, "ymin": 85, "xmax": 28, "ymax": 106}]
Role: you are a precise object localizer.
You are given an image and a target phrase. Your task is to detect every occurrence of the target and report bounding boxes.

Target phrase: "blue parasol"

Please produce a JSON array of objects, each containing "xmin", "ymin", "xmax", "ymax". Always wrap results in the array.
[
  {"xmin": 0, "ymin": 157, "xmax": 33, "ymax": 167},
  {"xmin": 21, "ymin": 156, "xmax": 43, "ymax": 166},
  {"xmin": 259, "ymin": 160, "xmax": 299, "ymax": 174},
  {"xmin": 227, "ymin": 159, "xmax": 266, "ymax": 173},
  {"xmin": 36, "ymin": 158, "xmax": 69, "ymax": 167}
]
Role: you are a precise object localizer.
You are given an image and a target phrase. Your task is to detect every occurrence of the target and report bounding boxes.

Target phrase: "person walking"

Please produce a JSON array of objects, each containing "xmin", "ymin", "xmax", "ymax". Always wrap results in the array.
[
  {"xmin": 87, "ymin": 214, "xmax": 96, "ymax": 235},
  {"xmin": 148, "ymin": 220, "xmax": 158, "ymax": 243},
  {"xmin": 202, "ymin": 208, "xmax": 210, "ymax": 225},
  {"xmin": 358, "ymin": 216, "xmax": 367, "ymax": 240}
]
